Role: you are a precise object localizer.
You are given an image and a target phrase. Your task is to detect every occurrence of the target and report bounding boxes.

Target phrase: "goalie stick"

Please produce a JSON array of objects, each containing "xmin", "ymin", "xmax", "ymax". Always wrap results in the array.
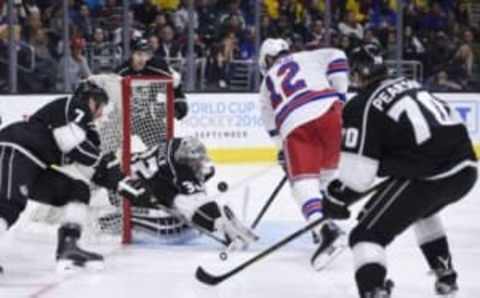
[{"xmin": 196, "ymin": 178, "xmax": 393, "ymax": 286}]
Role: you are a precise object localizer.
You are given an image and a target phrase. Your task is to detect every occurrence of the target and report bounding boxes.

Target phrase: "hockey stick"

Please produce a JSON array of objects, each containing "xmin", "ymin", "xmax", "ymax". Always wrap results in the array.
[
  {"xmin": 197, "ymin": 216, "xmax": 327, "ymax": 285},
  {"xmin": 196, "ymin": 178, "xmax": 393, "ymax": 286},
  {"xmin": 218, "ymin": 175, "xmax": 287, "ymax": 259},
  {"xmin": 250, "ymin": 175, "xmax": 288, "ymax": 229}
]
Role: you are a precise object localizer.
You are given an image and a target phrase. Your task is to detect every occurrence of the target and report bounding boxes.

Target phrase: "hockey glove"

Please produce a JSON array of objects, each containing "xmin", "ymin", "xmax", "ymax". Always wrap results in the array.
[
  {"xmin": 118, "ymin": 177, "xmax": 157, "ymax": 208},
  {"xmin": 323, "ymin": 179, "xmax": 363, "ymax": 220},
  {"xmin": 277, "ymin": 150, "xmax": 287, "ymax": 173},
  {"xmin": 92, "ymin": 152, "xmax": 124, "ymax": 190},
  {"xmin": 174, "ymin": 100, "xmax": 188, "ymax": 120}
]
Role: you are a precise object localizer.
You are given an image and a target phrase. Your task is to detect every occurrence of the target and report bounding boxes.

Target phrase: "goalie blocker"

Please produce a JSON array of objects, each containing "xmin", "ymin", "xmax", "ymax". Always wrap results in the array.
[{"xmin": 125, "ymin": 136, "xmax": 257, "ymax": 248}]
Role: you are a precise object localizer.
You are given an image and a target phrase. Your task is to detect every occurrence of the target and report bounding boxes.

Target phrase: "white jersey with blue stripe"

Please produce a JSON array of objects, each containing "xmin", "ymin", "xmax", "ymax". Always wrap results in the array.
[{"xmin": 259, "ymin": 48, "xmax": 349, "ymax": 140}]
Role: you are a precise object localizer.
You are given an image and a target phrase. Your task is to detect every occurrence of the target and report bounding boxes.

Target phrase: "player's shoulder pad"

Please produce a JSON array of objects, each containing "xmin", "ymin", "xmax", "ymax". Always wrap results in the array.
[{"xmin": 146, "ymin": 57, "xmax": 171, "ymax": 76}]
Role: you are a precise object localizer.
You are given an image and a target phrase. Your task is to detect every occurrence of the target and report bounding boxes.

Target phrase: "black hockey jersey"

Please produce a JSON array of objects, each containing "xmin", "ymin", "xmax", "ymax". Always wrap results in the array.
[
  {"xmin": 130, "ymin": 138, "xmax": 214, "ymax": 208},
  {"xmin": 341, "ymin": 77, "xmax": 476, "ymax": 186},
  {"xmin": 116, "ymin": 57, "xmax": 186, "ymax": 100},
  {"xmin": 0, "ymin": 97, "xmax": 101, "ymax": 167}
]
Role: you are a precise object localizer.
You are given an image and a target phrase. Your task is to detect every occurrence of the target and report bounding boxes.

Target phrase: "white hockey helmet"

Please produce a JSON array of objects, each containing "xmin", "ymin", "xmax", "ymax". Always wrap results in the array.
[{"xmin": 258, "ymin": 38, "xmax": 290, "ymax": 75}]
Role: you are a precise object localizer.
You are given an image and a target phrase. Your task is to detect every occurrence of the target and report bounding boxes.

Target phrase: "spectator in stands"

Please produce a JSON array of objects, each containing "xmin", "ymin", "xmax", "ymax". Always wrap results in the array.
[
  {"xmin": 419, "ymin": 2, "xmax": 449, "ymax": 32},
  {"xmin": 305, "ymin": 19, "xmax": 326, "ymax": 49},
  {"xmin": 29, "ymin": 28, "xmax": 58, "ymax": 91},
  {"xmin": 156, "ymin": 24, "xmax": 182, "ymax": 60},
  {"xmin": 210, "ymin": 31, "xmax": 237, "ymax": 89},
  {"xmin": 173, "ymin": 0, "xmax": 198, "ymax": 35},
  {"xmin": 56, "ymin": 37, "xmax": 92, "ymax": 91},
  {"xmin": 454, "ymin": 1, "xmax": 472, "ymax": 28},
  {"xmin": 259, "ymin": 14, "xmax": 278, "ymax": 40},
  {"xmin": 363, "ymin": 29, "xmax": 381, "ymax": 47},
  {"xmin": 89, "ymin": 27, "xmax": 119, "ymax": 73},
  {"xmin": 76, "ymin": 4, "xmax": 94, "ymax": 39},
  {"xmin": 403, "ymin": 25, "xmax": 426, "ymax": 62},
  {"xmin": 218, "ymin": 0, "xmax": 246, "ymax": 30},
  {"xmin": 338, "ymin": 10, "xmax": 364, "ymax": 40},
  {"xmin": 133, "ymin": 0, "xmax": 160, "ymax": 26},
  {"xmin": 147, "ymin": 12, "xmax": 171, "ymax": 37},
  {"xmin": 454, "ymin": 29, "xmax": 476, "ymax": 79},
  {"xmin": 196, "ymin": 0, "xmax": 218, "ymax": 48},
  {"xmin": 237, "ymin": 26, "xmax": 255, "ymax": 60},
  {"xmin": 426, "ymin": 70, "xmax": 463, "ymax": 91}
]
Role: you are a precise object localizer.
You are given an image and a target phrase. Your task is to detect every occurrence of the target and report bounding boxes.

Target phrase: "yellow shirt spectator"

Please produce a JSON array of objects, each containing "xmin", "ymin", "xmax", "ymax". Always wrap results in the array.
[{"xmin": 151, "ymin": 0, "xmax": 179, "ymax": 11}]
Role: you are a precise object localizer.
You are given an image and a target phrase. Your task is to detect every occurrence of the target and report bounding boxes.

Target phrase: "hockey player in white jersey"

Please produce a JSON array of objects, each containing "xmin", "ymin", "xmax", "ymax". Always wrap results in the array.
[{"xmin": 258, "ymin": 38, "xmax": 349, "ymax": 268}]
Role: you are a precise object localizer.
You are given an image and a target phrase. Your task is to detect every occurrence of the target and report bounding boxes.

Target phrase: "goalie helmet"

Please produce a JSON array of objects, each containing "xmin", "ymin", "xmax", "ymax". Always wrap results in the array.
[
  {"xmin": 173, "ymin": 137, "xmax": 211, "ymax": 180},
  {"xmin": 258, "ymin": 38, "xmax": 290, "ymax": 75}
]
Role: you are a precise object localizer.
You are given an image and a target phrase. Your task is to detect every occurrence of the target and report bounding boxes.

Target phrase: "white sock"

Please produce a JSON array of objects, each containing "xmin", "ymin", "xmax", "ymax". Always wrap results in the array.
[
  {"xmin": 0, "ymin": 218, "xmax": 7, "ymax": 236},
  {"xmin": 61, "ymin": 202, "xmax": 87, "ymax": 227}
]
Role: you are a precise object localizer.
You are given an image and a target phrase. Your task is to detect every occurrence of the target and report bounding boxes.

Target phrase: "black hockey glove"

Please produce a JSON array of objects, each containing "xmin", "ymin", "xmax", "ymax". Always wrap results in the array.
[
  {"xmin": 92, "ymin": 152, "xmax": 124, "ymax": 190},
  {"xmin": 118, "ymin": 177, "xmax": 158, "ymax": 208},
  {"xmin": 277, "ymin": 150, "xmax": 287, "ymax": 173},
  {"xmin": 174, "ymin": 100, "xmax": 188, "ymax": 120},
  {"xmin": 323, "ymin": 179, "xmax": 363, "ymax": 220}
]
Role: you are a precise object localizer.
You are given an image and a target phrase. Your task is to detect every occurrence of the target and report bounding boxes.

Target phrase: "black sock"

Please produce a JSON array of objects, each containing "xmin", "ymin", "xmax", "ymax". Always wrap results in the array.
[
  {"xmin": 355, "ymin": 263, "xmax": 387, "ymax": 297},
  {"xmin": 420, "ymin": 236, "xmax": 453, "ymax": 271}
]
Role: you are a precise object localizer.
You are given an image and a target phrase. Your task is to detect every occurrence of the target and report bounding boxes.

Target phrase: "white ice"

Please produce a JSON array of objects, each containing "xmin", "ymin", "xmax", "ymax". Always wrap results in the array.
[{"xmin": 0, "ymin": 164, "xmax": 479, "ymax": 298}]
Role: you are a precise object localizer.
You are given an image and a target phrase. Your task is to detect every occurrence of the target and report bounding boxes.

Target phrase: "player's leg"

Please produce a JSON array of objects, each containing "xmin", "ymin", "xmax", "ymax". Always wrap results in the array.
[
  {"xmin": 0, "ymin": 147, "xmax": 43, "ymax": 273},
  {"xmin": 413, "ymin": 166, "xmax": 477, "ymax": 296},
  {"xmin": 284, "ymin": 102, "xmax": 344, "ymax": 267},
  {"xmin": 31, "ymin": 169, "xmax": 104, "ymax": 271}
]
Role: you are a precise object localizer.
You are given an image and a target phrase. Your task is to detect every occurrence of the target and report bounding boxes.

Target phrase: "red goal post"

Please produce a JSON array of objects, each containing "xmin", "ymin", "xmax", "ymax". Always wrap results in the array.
[{"xmin": 120, "ymin": 75, "xmax": 175, "ymax": 243}]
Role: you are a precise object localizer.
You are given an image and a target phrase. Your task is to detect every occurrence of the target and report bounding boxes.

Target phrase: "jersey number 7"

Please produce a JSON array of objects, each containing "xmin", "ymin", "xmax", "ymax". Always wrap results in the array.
[{"xmin": 265, "ymin": 61, "xmax": 307, "ymax": 109}]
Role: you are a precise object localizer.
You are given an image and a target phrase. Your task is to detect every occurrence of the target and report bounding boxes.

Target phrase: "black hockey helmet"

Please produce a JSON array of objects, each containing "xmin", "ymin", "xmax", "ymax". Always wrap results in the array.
[
  {"xmin": 350, "ymin": 43, "xmax": 388, "ymax": 83},
  {"xmin": 131, "ymin": 38, "xmax": 153, "ymax": 53},
  {"xmin": 73, "ymin": 80, "xmax": 109, "ymax": 107}
]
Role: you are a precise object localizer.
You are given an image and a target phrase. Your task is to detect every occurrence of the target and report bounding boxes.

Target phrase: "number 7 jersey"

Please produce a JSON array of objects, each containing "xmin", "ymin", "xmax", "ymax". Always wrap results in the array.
[
  {"xmin": 339, "ymin": 77, "xmax": 477, "ymax": 192},
  {"xmin": 259, "ymin": 48, "xmax": 349, "ymax": 142}
]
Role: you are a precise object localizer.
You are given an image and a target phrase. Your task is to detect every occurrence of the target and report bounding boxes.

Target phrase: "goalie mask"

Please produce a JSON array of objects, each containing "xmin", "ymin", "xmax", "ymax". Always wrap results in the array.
[{"xmin": 172, "ymin": 137, "xmax": 211, "ymax": 182}]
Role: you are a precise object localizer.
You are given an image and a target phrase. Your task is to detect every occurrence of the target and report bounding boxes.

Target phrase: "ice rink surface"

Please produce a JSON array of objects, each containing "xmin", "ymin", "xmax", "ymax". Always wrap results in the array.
[{"xmin": 0, "ymin": 164, "xmax": 479, "ymax": 298}]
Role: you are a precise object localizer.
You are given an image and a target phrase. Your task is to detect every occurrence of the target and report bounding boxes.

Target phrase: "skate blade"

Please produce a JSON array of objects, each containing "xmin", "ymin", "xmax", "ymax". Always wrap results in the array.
[
  {"xmin": 56, "ymin": 260, "xmax": 105, "ymax": 273},
  {"xmin": 311, "ymin": 244, "xmax": 347, "ymax": 271}
]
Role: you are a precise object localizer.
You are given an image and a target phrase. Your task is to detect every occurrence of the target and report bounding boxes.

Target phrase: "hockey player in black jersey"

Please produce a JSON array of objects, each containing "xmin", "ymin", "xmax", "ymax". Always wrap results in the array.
[
  {"xmin": 127, "ymin": 136, "xmax": 257, "ymax": 248},
  {"xmin": 116, "ymin": 39, "xmax": 188, "ymax": 148},
  {"xmin": 0, "ymin": 79, "xmax": 144, "ymax": 273},
  {"xmin": 321, "ymin": 44, "xmax": 477, "ymax": 298}
]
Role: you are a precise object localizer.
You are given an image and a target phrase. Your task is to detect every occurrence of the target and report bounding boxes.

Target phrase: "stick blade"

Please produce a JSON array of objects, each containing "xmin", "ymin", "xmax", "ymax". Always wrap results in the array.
[{"xmin": 195, "ymin": 266, "xmax": 223, "ymax": 286}]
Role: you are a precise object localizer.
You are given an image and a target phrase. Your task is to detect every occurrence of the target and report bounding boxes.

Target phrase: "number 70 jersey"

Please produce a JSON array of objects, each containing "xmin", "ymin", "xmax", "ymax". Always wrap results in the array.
[
  {"xmin": 259, "ymin": 48, "xmax": 349, "ymax": 140},
  {"xmin": 341, "ymin": 77, "xmax": 476, "ymax": 182}
]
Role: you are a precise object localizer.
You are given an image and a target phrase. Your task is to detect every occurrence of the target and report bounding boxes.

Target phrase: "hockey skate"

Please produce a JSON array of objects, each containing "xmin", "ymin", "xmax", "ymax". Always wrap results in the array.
[
  {"xmin": 433, "ymin": 268, "xmax": 458, "ymax": 297},
  {"xmin": 56, "ymin": 224, "xmax": 104, "ymax": 272},
  {"xmin": 220, "ymin": 205, "xmax": 258, "ymax": 252},
  {"xmin": 362, "ymin": 279, "xmax": 394, "ymax": 298},
  {"xmin": 310, "ymin": 221, "xmax": 346, "ymax": 270}
]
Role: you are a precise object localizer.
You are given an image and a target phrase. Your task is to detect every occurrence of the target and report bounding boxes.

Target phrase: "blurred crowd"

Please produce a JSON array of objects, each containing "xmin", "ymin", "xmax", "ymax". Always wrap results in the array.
[{"xmin": 0, "ymin": 0, "xmax": 479, "ymax": 93}]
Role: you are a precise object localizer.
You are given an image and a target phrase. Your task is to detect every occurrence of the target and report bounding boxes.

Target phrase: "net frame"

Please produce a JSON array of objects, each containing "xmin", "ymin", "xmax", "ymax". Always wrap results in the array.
[{"xmin": 121, "ymin": 75, "xmax": 175, "ymax": 244}]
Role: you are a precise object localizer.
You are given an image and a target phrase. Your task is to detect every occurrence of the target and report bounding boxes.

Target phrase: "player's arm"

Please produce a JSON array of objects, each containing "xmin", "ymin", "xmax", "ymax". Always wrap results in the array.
[
  {"xmin": 147, "ymin": 57, "xmax": 188, "ymax": 120},
  {"xmin": 259, "ymin": 81, "xmax": 281, "ymax": 149},
  {"xmin": 323, "ymin": 99, "xmax": 382, "ymax": 219},
  {"xmin": 52, "ymin": 100, "xmax": 101, "ymax": 168},
  {"xmin": 326, "ymin": 49, "xmax": 349, "ymax": 102}
]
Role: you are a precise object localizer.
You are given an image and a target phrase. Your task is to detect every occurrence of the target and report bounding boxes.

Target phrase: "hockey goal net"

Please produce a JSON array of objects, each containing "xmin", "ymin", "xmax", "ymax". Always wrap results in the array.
[{"xmin": 15, "ymin": 74, "xmax": 195, "ymax": 245}]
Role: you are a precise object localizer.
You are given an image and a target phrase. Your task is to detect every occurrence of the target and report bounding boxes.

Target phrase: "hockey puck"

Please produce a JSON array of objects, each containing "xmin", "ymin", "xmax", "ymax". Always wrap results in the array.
[
  {"xmin": 217, "ymin": 181, "xmax": 228, "ymax": 192},
  {"xmin": 219, "ymin": 251, "xmax": 228, "ymax": 261}
]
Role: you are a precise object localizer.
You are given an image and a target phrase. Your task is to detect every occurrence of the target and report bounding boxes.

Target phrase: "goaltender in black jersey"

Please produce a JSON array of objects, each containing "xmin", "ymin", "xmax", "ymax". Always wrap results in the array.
[
  {"xmin": 129, "ymin": 136, "xmax": 257, "ymax": 248},
  {"xmin": 321, "ymin": 44, "xmax": 477, "ymax": 298}
]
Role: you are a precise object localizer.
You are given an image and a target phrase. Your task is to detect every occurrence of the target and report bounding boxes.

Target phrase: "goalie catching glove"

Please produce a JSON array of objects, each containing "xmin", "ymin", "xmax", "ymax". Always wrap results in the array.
[
  {"xmin": 323, "ymin": 179, "xmax": 364, "ymax": 220},
  {"xmin": 92, "ymin": 152, "xmax": 151, "ymax": 203}
]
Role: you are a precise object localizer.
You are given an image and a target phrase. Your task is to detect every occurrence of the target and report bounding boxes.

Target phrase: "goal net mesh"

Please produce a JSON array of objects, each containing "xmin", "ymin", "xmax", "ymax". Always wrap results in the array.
[{"xmin": 16, "ymin": 74, "xmax": 197, "ymax": 245}]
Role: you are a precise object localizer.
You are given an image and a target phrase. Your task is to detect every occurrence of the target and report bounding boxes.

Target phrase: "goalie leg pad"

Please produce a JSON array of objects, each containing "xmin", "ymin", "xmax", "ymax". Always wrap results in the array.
[{"xmin": 191, "ymin": 201, "xmax": 222, "ymax": 232}]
